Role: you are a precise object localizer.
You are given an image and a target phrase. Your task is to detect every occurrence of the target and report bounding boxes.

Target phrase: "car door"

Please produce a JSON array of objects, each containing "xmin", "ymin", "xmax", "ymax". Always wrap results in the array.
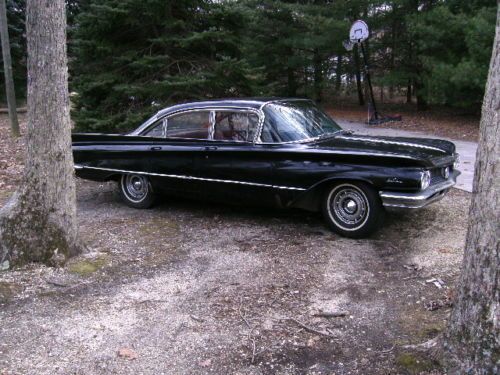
[
  {"xmin": 194, "ymin": 109, "xmax": 276, "ymax": 205},
  {"xmin": 143, "ymin": 110, "xmax": 211, "ymax": 194}
]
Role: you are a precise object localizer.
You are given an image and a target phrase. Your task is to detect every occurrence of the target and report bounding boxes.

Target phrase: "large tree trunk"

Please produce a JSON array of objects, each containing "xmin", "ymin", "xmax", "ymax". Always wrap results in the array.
[
  {"xmin": 0, "ymin": 0, "xmax": 81, "ymax": 267},
  {"xmin": 0, "ymin": 0, "xmax": 20, "ymax": 137},
  {"xmin": 443, "ymin": 7, "xmax": 499, "ymax": 374}
]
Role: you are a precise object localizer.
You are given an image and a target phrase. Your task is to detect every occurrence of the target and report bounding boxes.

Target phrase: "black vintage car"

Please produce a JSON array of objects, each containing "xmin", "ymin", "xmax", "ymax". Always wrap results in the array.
[{"xmin": 73, "ymin": 98, "xmax": 460, "ymax": 238}]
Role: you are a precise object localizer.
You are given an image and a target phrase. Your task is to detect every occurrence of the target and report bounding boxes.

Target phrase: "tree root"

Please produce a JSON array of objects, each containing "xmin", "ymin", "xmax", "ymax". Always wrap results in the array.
[{"xmin": 0, "ymin": 191, "xmax": 84, "ymax": 268}]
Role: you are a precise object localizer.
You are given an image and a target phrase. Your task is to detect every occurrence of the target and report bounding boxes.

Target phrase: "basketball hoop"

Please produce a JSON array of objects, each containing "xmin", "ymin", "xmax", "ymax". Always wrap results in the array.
[{"xmin": 349, "ymin": 20, "xmax": 369, "ymax": 43}]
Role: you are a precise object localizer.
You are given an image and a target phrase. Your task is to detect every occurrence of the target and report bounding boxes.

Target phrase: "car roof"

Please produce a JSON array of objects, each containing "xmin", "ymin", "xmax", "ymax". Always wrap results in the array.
[{"xmin": 155, "ymin": 97, "xmax": 311, "ymax": 117}]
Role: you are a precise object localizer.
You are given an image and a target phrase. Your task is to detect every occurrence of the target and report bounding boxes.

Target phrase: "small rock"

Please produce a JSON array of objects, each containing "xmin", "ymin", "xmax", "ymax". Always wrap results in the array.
[{"xmin": 0, "ymin": 260, "xmax": 9, "ymax": 271}]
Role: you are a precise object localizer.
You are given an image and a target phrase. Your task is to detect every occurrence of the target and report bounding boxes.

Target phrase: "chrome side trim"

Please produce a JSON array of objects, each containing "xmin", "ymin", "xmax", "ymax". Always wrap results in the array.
[
  {"xmin": 74, "ymin": 165, "xmax": 306, "ymax": 191},
  {"xmin": 337, "ymin": 135, "xmax": 447, "ymax": 153}
]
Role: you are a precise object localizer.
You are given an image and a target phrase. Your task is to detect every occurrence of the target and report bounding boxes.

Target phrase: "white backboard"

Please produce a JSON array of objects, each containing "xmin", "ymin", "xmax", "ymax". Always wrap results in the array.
[{"xmin": 349, "ymin": 20, "xmax": 369, "ymax": 42}]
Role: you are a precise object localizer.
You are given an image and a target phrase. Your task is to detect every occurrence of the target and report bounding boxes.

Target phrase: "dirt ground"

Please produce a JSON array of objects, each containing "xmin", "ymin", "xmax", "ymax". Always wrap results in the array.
[{"xmin": 0, "ymin": 115, "xmax": 471, "ymax": 374}]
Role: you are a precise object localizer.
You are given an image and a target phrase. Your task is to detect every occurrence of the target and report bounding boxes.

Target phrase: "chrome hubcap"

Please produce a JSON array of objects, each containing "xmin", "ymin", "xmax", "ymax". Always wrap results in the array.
[
  {"xmin": 122, "ymin": 174, "xmax": 149, "ymax": 202},
  {"xmin": 331, "ymin": 188, "xmax": 368, "ymax": 226},
  {"xmin": 133, "ymin": 180, "xmax": 143, "ymax": 190},
  {"xmin": 344, "ymin": 199, "xmax": 357, "ymax": 213}
]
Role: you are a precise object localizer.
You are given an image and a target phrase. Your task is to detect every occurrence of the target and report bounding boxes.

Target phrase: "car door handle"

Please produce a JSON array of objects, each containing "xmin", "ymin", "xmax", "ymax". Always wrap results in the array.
[
  {"xmin": 150, "ymin": 146, "xmax": 162, "ymax": 151},
  {"xmin": 204, "ymin": 146, "xmax": 218, "ymax": 151}
]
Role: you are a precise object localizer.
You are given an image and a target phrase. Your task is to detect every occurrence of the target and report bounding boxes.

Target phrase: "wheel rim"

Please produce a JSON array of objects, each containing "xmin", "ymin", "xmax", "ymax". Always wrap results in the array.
[
  {"xmin": 327, "ymin": 184, "xmax": 370, "ymax": 231},
  {"xmin": 121, "ymin": 174, "xmax": 149, "ymax": 203}
]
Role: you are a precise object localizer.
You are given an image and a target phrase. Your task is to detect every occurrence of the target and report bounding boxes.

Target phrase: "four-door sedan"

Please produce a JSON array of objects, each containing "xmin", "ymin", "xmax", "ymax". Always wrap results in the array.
[{"xmin": 73, "ymin": 98, "xmax": 460, "ymax": 238}]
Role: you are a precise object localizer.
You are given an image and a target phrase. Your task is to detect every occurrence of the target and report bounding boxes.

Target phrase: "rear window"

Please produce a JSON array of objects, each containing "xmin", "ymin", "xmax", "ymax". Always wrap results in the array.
[{"xmin": 166, "ymin": 111, "xmax": 210, "ymax": 139}]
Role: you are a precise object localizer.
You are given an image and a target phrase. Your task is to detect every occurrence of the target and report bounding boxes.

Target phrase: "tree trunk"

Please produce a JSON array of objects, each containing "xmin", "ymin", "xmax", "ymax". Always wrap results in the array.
[
  {"xmin": 0, "ymin": 0, "xmax": 20, "ymax": 137},
  {"xmin": 353, "ymin": 44, "xmax": 365, "ymax": 106},
  {"xmin": 406, "ymin": 79, "xmax": 412, "ymax": 103},
  {"xmin": 285, "ymin": 46, "xmax": 297, "ymax": 97},
  {"xmin": 0, "ymin": 0, "xmax": 82, "ymax": 267},
  {"xmin": 313, "ymin": 48, "xmax": 322, "ymax": 102},
  {"xmin": 335, "ymin": 53, "xmax": 343, "ymax": 92},
  {"xmin": 443, "ymin": 7, "xmax": 499, "ymax": 374},
  {"xmin": 415, "ymin": 77, "xmax": 428, "ymax": 110}
]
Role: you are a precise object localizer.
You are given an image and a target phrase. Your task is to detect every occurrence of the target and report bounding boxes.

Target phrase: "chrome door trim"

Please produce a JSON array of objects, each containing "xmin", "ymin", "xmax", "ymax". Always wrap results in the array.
[{"xmin": 74, "ymin": 165, "xmax": 306, "ymax": 191}]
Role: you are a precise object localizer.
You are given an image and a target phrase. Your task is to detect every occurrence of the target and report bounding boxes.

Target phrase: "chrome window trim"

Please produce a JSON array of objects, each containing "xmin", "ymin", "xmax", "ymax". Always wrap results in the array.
[
  {"xmin": 163, "ymin": 108, "xmax": 212, "ymax": 140},
  {"xmin": 212, "ymin": 108, "xmax": 262, "ymax": 143},
  {"xmin": 136, "ymin": 107, "xmax": 265, "ymax": 143},
  {"xmin": 162, "ymin": 118, "xmax": 167, "ymax": 138},
  {"xmin": 74, "ymin": 165, "xmax": 306, "ymax": 191}
]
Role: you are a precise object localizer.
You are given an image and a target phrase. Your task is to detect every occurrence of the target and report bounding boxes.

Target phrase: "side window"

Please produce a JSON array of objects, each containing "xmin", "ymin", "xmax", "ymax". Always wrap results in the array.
[
  {"xmin": 214, "ymin": 112, "xmax": 259, "ymax": 142},
  {"xmin": 166, "ymin": 111, "xmax": 210, "ymax": 139},
  {"xmin": 143, "ymin": 119, "xmax": 165, "ymax": 137},
  {"xmin": 260, "ymin": 117, "xmax": 282, "ymax": 143}
]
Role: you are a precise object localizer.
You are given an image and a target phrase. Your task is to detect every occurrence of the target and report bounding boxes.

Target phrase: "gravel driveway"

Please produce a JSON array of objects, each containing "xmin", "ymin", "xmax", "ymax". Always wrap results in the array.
[{"xmin": 0, "ymin": 180, "xmax": 470, "ymax": 374}]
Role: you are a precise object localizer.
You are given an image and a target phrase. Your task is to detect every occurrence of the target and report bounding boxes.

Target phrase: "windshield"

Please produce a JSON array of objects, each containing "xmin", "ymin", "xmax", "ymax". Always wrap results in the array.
[{"xmin": 260, "ymin": 100, "xmax": 342, "ymax": 143}]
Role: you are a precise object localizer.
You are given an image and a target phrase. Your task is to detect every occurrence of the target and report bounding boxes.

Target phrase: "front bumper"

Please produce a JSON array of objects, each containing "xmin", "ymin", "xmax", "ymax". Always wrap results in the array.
[{"xmin": 379, "ymin": 170, "xmax": 460, "ymax": 209}]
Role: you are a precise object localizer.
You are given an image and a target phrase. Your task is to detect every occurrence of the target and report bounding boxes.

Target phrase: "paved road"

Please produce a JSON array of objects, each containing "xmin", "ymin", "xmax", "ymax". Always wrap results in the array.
[{"xmin": 336, "ymin": 119, "xmax": 477, "ymax": 192}]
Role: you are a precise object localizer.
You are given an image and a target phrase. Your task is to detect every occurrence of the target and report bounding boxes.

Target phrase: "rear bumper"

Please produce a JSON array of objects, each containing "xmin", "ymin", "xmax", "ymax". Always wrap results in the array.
[{"xmin": 379, "ymin": 171, "xmax": 460, "ymax": 209}]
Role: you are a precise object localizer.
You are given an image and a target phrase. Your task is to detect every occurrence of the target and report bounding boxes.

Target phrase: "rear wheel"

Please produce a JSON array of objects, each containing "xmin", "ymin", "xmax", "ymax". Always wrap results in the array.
[
  {"xmin": 322, "ymin": 182, "xmax": 384, "ymax": 238},
  {"xmin": 119, "ymin": 174, "xmax": 156, "ymax": 209}
]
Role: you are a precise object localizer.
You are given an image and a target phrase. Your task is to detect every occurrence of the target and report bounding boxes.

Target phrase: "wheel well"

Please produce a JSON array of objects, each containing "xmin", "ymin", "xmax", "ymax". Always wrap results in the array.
[
  {"xmin": 106, "ymin": 174, "xmax": 121, "ymax": 182},
  {"xmin": 290, "ymin": 178, "xmax": 376, "ymax": 212}
]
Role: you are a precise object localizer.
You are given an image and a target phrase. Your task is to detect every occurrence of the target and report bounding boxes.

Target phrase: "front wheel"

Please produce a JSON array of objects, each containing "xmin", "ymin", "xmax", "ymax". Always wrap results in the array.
[
  {"xmin": 322, "ymin": 182, "xmax": 384, "ymax": 238},
  {"xmin": 118, "ymin": 174, "xmax": 156, "ymax": 209}
]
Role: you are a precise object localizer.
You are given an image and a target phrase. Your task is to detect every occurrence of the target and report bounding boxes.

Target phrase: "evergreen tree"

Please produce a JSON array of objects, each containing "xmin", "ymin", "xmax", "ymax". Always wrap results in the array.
[
  {"xmin": 71, "ymin": 0, "xmax": 260, "ymax": 132},
  {"xmin": 407, "ymin": 1, "xmax": 496, "ymax": 110},
  {"xmin": 67, "ymin": 0, "xmax": 498, "ymax": 132}
]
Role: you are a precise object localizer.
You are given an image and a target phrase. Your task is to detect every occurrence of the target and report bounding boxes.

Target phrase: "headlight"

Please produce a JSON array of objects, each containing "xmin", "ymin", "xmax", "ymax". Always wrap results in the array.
[
  {"xmin": 442, "ymin": 166, "xmax": 450, "ymax": 179},
  {"xmin": 420, "ymin": 170, "xmax": 431, "ymax": 190},
  {"xmin": 453, "ymin": 153, "xmax": 460, "ymax": 169}
]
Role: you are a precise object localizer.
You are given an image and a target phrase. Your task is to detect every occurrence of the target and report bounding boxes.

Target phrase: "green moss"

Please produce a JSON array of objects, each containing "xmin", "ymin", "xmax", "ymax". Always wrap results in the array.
[
  {"xmin": 396, "ymin": 353, "xmax": 435, "ymax": 374},
  {"xmin": 68, "ymin": 256, "xmax": 107, "ymax": 275},
  {"xmin": 0, "ymin": 190, "xmax": 13, "ymax": 202},
  {"xmin": 420, "ymin": 324, "xmax": 443, "ymax": 339}
]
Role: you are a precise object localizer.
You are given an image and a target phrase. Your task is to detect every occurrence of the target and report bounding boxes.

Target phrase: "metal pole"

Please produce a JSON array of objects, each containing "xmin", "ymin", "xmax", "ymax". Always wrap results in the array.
[
  {"xmin": 360, "ymin": 41, "xmax": 379, "ymax": 121},
  {"xmin": 0, "ymin": 0, "xmax": 20, "ymax": 137}
]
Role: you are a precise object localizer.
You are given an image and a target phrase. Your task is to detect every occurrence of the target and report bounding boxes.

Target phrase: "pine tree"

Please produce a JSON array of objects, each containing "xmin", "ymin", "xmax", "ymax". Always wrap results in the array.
[{"xmin": 70, "ymin": 0, "xmax": 260, "ymax": 132}]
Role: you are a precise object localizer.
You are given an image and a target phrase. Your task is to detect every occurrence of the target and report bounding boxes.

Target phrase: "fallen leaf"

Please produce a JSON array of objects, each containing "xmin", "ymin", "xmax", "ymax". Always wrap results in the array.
[
  {"xmin": 117, "ymin": 347, "xmax": 138, "ymax": 360},
  {"xmin": 199, "ymin": 359, "xmax": 212, "ymax": 368}
]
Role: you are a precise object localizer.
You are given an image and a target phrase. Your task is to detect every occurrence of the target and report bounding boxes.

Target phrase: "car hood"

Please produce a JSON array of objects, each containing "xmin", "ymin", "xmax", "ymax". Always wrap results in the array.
[{"xmin": 310, "ymin": 133, "xmax": 456, "ymax": 167}]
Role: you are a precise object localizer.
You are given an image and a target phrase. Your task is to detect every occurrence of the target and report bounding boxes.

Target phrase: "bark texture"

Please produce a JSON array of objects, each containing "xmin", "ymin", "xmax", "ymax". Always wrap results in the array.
[
  {"xmin": 0, "ymin": 0, "xmax": 81, "ymax": 266},
  {"xmin": 443, "ymin": 7, "xmax": 499, "ymax": 374}
]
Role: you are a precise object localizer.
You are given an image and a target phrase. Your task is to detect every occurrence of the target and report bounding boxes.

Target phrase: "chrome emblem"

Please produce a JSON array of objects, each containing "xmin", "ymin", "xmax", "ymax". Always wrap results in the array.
[{"xmin": 386, "ymin": 177, "xmax": 403, "ymax": 184}]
